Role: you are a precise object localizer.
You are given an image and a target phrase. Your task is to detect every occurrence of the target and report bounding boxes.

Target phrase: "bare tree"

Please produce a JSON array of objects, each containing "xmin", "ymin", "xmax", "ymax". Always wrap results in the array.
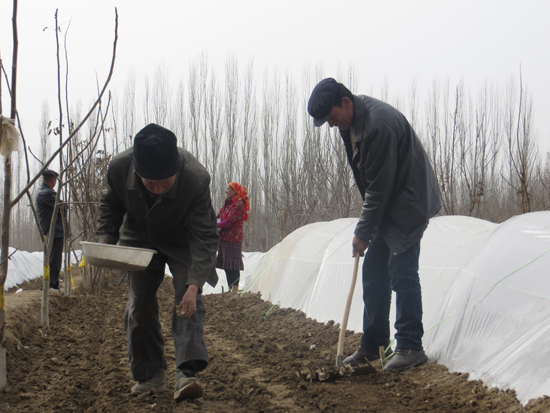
[
  {"xmin": 121, "ymin": 68, "xmax": 137, "ymax": 149},
  {"xmin": 173, "ymin": 78, "xmax": 187, "ymax": 149},
  {"xmin": 257, "ymin": 67, "xmax": 282, "ymax": 251},
  {"xmin": 187, "ymin": 57, "xmax": 204, "ymax": 160},
  {"xmin": 0, "ymin": 4, "xmax": 119, "ymax": 390},
  {"xmin": 460, "ymin": 82, "xmax": 500, "ymax": 218},
  {"xmin": 503, "ymin": 74, "xmax": 538, "ymax": 214},
  {"xmin": 205, "ymin": 68, "xmax": 224, "ymax": 208},
  {"xmin": 238, "ymin": 60, "xmax": 258, "ymax": 249},
  {"xmin": 426, "ymin": 79, "xmax": 462, "ymax": 215},
  {"xmin": 39, "ymin": 101, "xmax": 50, "ymax": 162},
  {"xmin": 224, "ymin": 55, "xmax": 240, "ymax": 185},
  {"xmin": 151, "ymin": 64, "xmax": 172, "ymax": 126}
]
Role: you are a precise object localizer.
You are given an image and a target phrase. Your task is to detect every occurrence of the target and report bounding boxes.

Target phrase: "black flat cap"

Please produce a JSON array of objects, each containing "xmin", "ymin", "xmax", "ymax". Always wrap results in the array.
[
  {"xmin": 133, "ymin": 124, "xmax": 181, "ymax": 180},
  {"xmin": 42, "ymin": 169, "xmax": 59, "ymax": 178},
  {"xmin": 308, "ymin": 78, "xmax": 339, "ymax": 127}
]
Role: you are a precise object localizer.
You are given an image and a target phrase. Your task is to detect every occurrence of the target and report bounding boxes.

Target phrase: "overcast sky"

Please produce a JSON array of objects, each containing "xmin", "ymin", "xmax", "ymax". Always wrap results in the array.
[{"xmin": 1, "ymin": 0, "xmax": 549, "ymax": 153}]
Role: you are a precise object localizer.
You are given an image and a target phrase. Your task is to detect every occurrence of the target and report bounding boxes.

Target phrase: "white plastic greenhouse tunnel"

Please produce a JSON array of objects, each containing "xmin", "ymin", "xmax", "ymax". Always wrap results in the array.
[
  {"xmin": 3, "ymin": 248, "xmax": 83, "ymax": 290},
  {"xmin": 237, "ymin": 212, "xmax": 550, "ymax": 406},
  {"xmin": 4, "ymin": 212, "xmax": 550, "ymax": 405}
]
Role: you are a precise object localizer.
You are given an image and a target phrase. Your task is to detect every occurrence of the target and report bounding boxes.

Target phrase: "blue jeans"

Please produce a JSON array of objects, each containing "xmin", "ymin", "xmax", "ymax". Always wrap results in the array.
[{"xmin": 359, "ymin": 233, "xmax": 424, "ymax": 351}]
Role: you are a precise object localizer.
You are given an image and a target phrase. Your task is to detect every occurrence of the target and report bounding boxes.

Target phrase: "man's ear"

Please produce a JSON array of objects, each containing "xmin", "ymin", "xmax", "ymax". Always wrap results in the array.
[{"xmin": 342, "ymin": 96, "xmax": 352, "ymax": 109}]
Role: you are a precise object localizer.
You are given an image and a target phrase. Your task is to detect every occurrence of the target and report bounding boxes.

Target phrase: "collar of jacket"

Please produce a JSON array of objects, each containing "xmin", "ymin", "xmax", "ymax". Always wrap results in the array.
[
  {"xmin": 40, "ymin": 182, "xmax": 56, "ymax": 194},
  {"xmin": 349, "ymin": 94, "xmax": 371, "ymax": 144},
  {"xmin": 126, "ymin": 163, "xmax": 182, "ymax": 200}
]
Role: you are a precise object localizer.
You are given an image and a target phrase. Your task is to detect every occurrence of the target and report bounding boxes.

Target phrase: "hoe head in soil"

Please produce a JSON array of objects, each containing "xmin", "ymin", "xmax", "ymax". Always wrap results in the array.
[{"xmin": 298, "ymin": 358, "xmax": 378, "ymax": 382}]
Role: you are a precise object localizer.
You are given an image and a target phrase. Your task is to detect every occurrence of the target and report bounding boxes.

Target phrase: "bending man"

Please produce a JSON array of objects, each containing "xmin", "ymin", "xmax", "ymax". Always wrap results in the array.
[
  {"xmin": 96, "ymin": 123, "xmax": 219, "ymax": 400},
  {"xmin": 308, "ymin": 78, "xmax": 441, "ymax": 372}
]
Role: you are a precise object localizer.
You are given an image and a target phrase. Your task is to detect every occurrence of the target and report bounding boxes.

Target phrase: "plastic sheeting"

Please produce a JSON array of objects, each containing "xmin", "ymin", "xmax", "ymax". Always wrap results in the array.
[
  {"xmin": 2, "ymin": 247, "xmax": 44, "ymax": 290},
  {"xmin": 4, "ymin": 246, "xmax": 255, "ymax": 294},
  {"xmin": 243, "ymin": 212, "xmax": 550, "ymax": 405},
  {"xmin": 3, "ymin": 248, "xmax": 83, "ymax": 291},
  {"xmin": 165, "ymin": 252, "xmax": 266, "ymax": 295}
]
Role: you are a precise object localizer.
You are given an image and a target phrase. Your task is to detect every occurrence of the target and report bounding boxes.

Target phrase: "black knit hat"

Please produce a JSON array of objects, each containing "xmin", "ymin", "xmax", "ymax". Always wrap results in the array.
[{"xmin": 133, "ymin": 124, "xmax": 181, "ymax": 180}]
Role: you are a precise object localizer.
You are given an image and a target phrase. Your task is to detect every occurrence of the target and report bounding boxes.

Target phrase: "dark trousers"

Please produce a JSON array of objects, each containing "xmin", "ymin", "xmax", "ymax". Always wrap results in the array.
[
  {"xmin": 49, "ymin": 237, "xmax": 63, "ymax": 289},
  {"xmin": 225, "ymin": 269, "xmax": 240, "ymax": 289},
  {"xmin": 360, "ymin": 233, "xmax": 424, "ymax": 351},
  {"xmin": 125, "ymin": 253, "xmax": 208, "ymax": 381}
]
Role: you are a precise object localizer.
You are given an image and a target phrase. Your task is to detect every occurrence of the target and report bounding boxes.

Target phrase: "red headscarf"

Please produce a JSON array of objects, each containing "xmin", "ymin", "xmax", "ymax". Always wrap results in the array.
[{"xmin": 229, "ymin": 182, "xmax": 250, "ymax": 222}]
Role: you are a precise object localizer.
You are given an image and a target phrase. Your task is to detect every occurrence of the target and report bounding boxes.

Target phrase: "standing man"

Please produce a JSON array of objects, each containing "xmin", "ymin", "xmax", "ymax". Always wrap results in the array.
[
  {"xmin": 308, "ymin": 78, "xmax": 441, "ymax": 372},
  {"xmin": 36, "ymin": 169, "xmax": 64, "ymax": 291},
  {"xmin": 96, "ymin": 123, "xmax": 219, "ymax": 401}
]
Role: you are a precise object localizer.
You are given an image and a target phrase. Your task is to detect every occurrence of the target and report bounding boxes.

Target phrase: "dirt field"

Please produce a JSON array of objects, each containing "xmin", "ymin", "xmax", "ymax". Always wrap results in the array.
[{"xmin": 2, "ymin": 275, "xmax": 550, "ymax": 413}]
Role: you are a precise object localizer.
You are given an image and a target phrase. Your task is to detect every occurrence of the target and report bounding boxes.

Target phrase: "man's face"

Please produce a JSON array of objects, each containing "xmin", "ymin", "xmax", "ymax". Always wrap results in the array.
[
  {"xmin": 327, "ymin": 97, "xmax": 354, "ymax": 131},
  {"xmin": 44, "ymin": 177, "xmax": 57, "ymax": 189},
  {"xmin": 140, "ymin": 175, "xmax": 176, "ymax": 195}
]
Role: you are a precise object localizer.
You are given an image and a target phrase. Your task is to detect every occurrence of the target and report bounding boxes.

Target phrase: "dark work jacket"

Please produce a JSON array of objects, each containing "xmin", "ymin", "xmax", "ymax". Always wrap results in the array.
[
  {"xmin": 95, "ymin": 148, "xmax": 219, "ymax": 290},
  {"xmin": 36, "ymin": 183, "xmax": 64, "ymax": 238},
  {"xmin": 341, "ymin": 95, "xmax": 441, "ymax": 255}
]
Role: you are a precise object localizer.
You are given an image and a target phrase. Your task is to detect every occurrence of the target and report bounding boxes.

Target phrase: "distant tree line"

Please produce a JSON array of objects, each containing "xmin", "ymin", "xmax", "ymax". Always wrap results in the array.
[{"xmin": 3, "ymin": 57, "xmax": 549, "ymax": 253}]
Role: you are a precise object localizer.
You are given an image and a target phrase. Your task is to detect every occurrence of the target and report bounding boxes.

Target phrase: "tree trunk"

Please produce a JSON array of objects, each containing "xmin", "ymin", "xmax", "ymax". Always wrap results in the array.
[{"xmin": 0, "ymin": 152, "xmax": 13, "ymax": 391}]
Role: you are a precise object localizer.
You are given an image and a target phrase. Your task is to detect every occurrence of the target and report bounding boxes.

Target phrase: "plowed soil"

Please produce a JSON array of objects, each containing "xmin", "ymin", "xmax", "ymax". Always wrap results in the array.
[{"xmin": 2, "ymin": 275, "xmax": 550, "ymax": 413}]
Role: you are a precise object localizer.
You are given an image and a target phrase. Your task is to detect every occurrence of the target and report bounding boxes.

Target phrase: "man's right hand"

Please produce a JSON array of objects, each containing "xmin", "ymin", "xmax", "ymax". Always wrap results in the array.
[{"xmin": 352, "ymin": 235, "xmax": 370, "ymax": 257}]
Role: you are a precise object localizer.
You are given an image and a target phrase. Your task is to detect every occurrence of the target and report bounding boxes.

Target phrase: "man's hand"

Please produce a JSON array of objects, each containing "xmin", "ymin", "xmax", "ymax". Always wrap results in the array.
[
  {"xmin": 176, "ymin": 284, "xmax": 199, "ymax": 319},
  {"xmin": 352, "ymin": 235, "xmax": 371, "ymax": 257}
]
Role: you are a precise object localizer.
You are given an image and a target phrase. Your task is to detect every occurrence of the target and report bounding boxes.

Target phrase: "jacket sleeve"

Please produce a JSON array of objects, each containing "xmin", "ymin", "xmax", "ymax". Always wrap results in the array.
[
  {"xmin": 354, "ymin": 127, "xmax": 397, "ymax": 241},
  {"xmin": 217, "ymin": 219, "xmax": 233, "ymax": 228},
  {"xmin": 185, "ymin": 186, "xmax": 219, "ymax": 289},
  {"xmin": 95, "ymin": 174, "xmax": 126, "ymax": 245}
]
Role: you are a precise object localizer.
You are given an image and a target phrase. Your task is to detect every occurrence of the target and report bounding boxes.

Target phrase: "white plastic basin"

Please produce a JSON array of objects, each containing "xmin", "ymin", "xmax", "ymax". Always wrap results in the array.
[{"xmin": 80, "ymin": 241, "xmax": 156, "ymax": 271}]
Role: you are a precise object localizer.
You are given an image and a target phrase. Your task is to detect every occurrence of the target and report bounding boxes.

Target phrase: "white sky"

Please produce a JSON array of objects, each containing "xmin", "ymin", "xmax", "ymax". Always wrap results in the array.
[{"xmin": 1, "ymin": 0, "xmax": 549, "ymax": 153}]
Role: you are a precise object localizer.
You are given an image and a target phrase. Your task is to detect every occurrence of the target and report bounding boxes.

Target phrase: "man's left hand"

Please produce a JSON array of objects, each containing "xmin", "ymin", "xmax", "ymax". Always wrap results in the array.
[{"xmin": 176, "ymin": 284, "xmax": 199, "ymax": 319}]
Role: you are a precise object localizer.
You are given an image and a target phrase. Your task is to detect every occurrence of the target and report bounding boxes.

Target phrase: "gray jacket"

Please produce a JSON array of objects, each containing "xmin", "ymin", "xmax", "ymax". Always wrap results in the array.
[
  {"xmin": 341, "ymin": 95, "xmax": 441, "ymax": 255},
  {"xmin": 96, "ymin": 147, "xmax": 219, "ymax": 290}
]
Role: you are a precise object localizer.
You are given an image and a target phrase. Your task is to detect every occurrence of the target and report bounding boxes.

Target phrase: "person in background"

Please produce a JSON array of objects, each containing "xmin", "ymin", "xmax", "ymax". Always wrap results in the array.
[
  {"xmin": 216, "ymin": 182, "xmax": 249, "ymax": 292},
  {"xmin": 36, "ymin": 169, "xmax": 64, "ymax": 291},
  {"xmin": 96, "ymin": 123, "xmax": 219, "ymax": 402},
  {"xmin": 307, "ymin": 78, "xmax": 441, "ymax": 372}
]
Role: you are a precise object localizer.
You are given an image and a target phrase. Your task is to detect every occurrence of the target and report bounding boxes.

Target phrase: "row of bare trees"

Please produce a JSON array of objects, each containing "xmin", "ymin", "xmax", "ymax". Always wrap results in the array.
[
  {"xmin": 421, "ymin": 75, "xmax": 544, "ymax": 221},
  {"xmin": 4, "ymin": 58, "xmax": 550, "ymax": 257},
  {"xmin": 107, "ymin": 60, "xmax": 548, "ymax": 250}
]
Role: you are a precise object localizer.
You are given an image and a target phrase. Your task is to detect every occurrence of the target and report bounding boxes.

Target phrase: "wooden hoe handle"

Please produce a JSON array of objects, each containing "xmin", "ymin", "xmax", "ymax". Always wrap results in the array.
[{"xmin": 336, "ymin": 254, "xmax": 361, "ymax": 368}]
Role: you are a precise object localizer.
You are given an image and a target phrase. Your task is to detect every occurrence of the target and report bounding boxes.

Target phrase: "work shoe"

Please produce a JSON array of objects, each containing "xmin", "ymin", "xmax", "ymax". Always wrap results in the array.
[
  {"xmin": 383, "ymin": 349, "xmax": 427, "ymax": 372},
  {"xmin": 343, "ymin": 345, "xmax": 393, "ymax": 366},
  {"xmin": 174, "ymin": 369, "xmax": 203, "ymax": 402},
  {"xmin": 131, "ymin": 369, "xmax": 166, "ymax": 393},
  {"xmin": 40, "ymin": 286, "xmax": 60, "ymax": 291}
]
